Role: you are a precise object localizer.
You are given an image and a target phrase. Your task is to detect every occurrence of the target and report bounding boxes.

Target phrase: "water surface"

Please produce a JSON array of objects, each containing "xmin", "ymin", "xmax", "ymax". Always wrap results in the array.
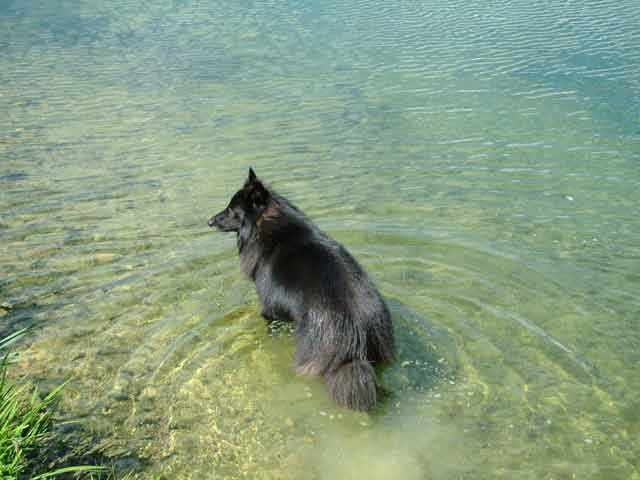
[{"xmin": 1, "ymin": 0, "xmax": 639, "ymax": 478}]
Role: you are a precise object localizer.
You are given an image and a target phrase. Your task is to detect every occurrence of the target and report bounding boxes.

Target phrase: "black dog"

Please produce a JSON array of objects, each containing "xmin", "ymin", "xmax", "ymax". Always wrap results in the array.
[{"xmin": 208, "ymin": 169, "xmax": 394, "ymax": 411}]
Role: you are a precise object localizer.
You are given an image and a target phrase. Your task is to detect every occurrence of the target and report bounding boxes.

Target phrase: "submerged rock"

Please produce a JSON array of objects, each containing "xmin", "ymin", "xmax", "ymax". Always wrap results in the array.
[{"xmin": 92, "ymin": 253, "xmax": 121, "ymax": 264}]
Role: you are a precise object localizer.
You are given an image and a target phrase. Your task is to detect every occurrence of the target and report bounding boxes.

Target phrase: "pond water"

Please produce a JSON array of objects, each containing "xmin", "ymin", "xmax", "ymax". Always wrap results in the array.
[{"xmin": 1, "ymin": 0, "xmax": 639, "ymax": 478}]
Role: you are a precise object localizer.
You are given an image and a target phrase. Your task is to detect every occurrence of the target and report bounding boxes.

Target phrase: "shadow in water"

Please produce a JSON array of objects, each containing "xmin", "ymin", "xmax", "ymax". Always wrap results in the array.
[
  {"xmin": 378, "ymin": 298, "xmax": 458, "ymax": 410},
  {"xmin": 0, "ymin": 301, "xmax": 57, "ymax": 344},
  {"xmin": 26, "ymin": 419, "xmax": 149, "ymax": 479}
]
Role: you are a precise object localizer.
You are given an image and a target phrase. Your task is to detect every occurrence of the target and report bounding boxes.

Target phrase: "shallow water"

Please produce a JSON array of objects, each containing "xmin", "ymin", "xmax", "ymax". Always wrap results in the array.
[{"xmin": 1, "ymin": 0, "xmax": 639, "ymax": 478}]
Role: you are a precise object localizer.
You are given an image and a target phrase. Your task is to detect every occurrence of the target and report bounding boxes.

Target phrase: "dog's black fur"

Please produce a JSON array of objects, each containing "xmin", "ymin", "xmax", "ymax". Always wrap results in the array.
[{"xmin": 208, "ymin": 169, "xmax": 394, "ymax": 411}]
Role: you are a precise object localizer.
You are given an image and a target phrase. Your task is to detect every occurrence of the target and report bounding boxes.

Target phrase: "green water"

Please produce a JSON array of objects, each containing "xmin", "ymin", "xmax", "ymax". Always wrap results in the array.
[{"xmin": 1, "ymin": 0, "xmax": 639, "ymax": 478}]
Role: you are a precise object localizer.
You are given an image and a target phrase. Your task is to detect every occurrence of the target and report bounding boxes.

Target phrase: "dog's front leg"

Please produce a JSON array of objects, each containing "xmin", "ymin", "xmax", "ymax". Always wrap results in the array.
[{"xmin": 261, "ymin": 309, "xmax": 278, "ymax": 323}]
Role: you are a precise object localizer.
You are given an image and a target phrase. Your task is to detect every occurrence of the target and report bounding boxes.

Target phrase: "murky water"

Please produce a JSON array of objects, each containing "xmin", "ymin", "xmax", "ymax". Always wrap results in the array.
[{"xmin": 2, "ymin": 0, "xmax": 639, "ymax": 478}]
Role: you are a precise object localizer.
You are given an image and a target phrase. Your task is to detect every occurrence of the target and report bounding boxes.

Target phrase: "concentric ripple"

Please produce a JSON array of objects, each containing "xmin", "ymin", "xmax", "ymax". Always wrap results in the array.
[{"xmin": 1, "ymin": 0, "xmax": 639, "ymax": 478}]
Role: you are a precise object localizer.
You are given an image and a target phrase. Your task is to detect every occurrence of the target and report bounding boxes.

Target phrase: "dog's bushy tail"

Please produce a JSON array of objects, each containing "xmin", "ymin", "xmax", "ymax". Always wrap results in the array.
[{"xmin": 325, "ymin": 359, "xmax": 377, "ymax": 411}]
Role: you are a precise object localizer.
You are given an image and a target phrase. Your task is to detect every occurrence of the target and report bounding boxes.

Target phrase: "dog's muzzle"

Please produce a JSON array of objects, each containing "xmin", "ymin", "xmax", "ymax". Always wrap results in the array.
[{"xmin": 208, "ymin": 211, "xmax": 235, "ymax": 231}]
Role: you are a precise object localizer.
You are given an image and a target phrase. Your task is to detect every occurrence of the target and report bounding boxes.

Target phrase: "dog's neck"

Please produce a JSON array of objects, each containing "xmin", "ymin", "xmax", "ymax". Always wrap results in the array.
[
  {"xmin": 237, "ymin": 221, "xmax": 262, "ymax": 280},
  {"xmin": 237, "ymin": 197, "xmax": 309, "ymax": 280}
]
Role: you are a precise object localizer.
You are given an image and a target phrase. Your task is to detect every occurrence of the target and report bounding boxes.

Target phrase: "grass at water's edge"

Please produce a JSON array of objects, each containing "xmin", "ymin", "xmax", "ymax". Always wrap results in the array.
[{"xmin": 0, "ymin": 328, "xmax": 105, "ymax": 479}]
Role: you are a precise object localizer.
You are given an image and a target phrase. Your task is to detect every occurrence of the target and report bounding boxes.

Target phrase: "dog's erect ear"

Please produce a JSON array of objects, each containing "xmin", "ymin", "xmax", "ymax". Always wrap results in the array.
[
  {"xmin": 246, "ymin": 167, "xmax": 257, "ymax": 186},
  {"xmin": 249, "ymin": 181, "xmax": 269, "ymax": 209},
  {"xmin": 244, "ymin": 167, "xmax": 268, "ymax": 208}
]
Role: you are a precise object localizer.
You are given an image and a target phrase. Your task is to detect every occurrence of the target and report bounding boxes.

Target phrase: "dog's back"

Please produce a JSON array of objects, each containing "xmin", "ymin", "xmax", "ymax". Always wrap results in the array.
[{"xmin": 260, "ymin": 221, "xmax": 393, "ymax": 410}]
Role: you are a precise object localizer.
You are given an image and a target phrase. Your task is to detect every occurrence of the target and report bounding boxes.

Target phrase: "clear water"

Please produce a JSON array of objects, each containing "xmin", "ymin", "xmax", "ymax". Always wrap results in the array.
[{"xmin": 2, "ymin": 0, "xmax": 639, "ymax": 478}]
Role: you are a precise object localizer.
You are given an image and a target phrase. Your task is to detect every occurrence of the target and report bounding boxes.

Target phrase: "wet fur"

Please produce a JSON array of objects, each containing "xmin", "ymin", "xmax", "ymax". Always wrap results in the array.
[{"xmin": 209, "ymin": 169, "xmax": 394, "ymax": 411}]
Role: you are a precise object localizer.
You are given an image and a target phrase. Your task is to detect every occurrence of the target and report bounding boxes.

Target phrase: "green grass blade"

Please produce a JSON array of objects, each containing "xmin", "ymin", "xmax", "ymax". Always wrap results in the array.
[
  {"xmin": 31, "ymin": 465, "xmax": 107, "ymax": 479},
  {"xmin": 0, "ymin": 328, "xmax": 28, "ymax": 350}
]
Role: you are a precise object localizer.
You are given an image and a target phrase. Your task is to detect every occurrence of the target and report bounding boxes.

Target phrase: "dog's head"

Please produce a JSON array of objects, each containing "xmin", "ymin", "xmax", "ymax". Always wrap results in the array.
[{"xmin": 208, "ymin": 168, "xmax": 270, "ymax": 233}]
